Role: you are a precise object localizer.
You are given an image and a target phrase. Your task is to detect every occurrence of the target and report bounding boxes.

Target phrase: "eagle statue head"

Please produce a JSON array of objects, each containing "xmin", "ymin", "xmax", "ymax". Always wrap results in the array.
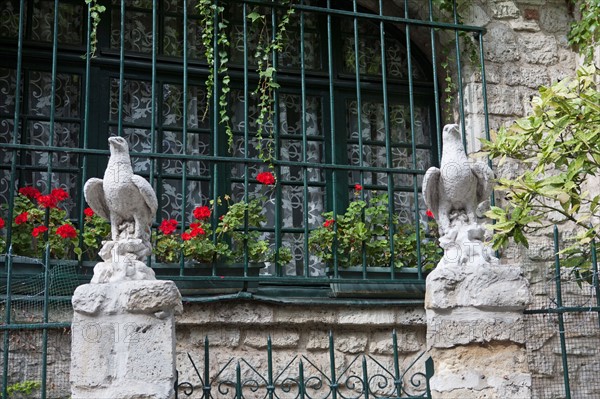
[
  {"xmin": 442, "ymin": 124, "xmax": 460, "ymax": 141},
  {"xmin": 108, "ymin": 136, "xmax": 129, "ymax": 155}
]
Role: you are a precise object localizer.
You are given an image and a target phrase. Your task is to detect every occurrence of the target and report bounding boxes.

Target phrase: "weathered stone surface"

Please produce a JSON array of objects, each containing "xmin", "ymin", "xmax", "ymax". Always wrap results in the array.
[
  {"xmin": 426, "ymin": 261, "xmax": 530, "ymax": 311},
  {"xmin": 337, "ymin": 333, "xmax": 368, "ymax": 354},
  {"xmin": 427, "ymin": 310, "xmax": 526, "ymax": 348},
  {"xmin": 430, "ymin": 343, "xmax": 531, "ymax": 399},
  {"xmin": 189, "ymin": 328, "xmax": 241, "ymax": 347},
  {"xmin": 212, "ymin": 303, "xmax": 274, "ymax": 324},
  {"xmin": 518, "ymin": 33, "xmax": 558, "ymax": 65},
  {"xmin": 504, "ymin": 65, "xmax": 550, "ymax": 88},
  {"xmin": 338, "ymin": 308, "xmax": 395, "ymax": 325},
  {"xmin": 244, "ymin": 330, "xmax": 300, "ymax": 349},
  {"xmin": 484, "ymin": 23, "xmax": 520, "ymax": 62},
  {"xmin": 490, "ymin": 1, "xmax": 520, "ymax": 19},
  {"xmin": 539, "ymin": 5, "xmax": 570, "ymax": 33},
  {"xmin": 71, "ymin": 281, "xmax": 182, "ymax": 399}
]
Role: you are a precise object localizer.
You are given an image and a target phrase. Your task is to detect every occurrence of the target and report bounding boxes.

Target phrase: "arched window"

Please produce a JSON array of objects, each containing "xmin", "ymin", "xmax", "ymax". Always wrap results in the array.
[{"xmin": 0, "ymin": 0, "xmax": 485, "ymax": 290}]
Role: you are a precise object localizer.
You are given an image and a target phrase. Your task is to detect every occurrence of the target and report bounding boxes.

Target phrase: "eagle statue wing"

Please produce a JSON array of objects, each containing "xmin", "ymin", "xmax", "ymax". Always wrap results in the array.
[
  {"xmin": 423, "ymin": 167, "xmax": 441, "ymax": 218},
  {"xmin": 131, "ymin": 174, "xmax": 158, "ymax": 216},
  {"xmin": 83, "ymin": 178, "xmax": 110, "ymax": 220},
  {"xmin": 470, "ymin": 162, "xmax": 495, "ymax": 205}
]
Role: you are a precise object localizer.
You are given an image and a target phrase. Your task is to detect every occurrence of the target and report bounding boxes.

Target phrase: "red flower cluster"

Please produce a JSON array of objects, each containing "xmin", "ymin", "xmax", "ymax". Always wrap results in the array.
[
  {"xmin": 56, "ymin": 224, "xmax": 77, "ymax": 239},
  {"xmin": 159, "ymin": 219, "xmax": 178, "ymax": 235},
  {"xmin": 354, "ymin": 184, "xmax": 363, "ymax": 191},
  {"xmin": 0, "ymin": 217, "xmax": 4, "ymax": 229},
  {"xmin": 32, "ymin": 225, "xmax": 48, "ymax": 238},
  {"xmin": 37, "ymin": 194, "xmax": 58, "ymax": 209},
  {"xmin": 15, "ymin": 212, "xmax": 28, "ymax": 225},
  {"xmin": 50, "ymin": 188, "xmax": 69, "ymax": 201},
  {"xmin": 19, "ymin": 186, "xmax": 41, "ymax": 200},
  {"xmin": 84, "ymin": 207, "xmax": 94, "ymax": 217},
  {"xmin": 193, "ymin": 206, "xmax": 211, "ymax": 220},
  {"xmin": 181, "ymin": 233, "xmax": 192, "ymax": 241},
  {"xmin": 323, "ymin": 219, "xmax": 335, "ymax": 228},
  {"xmin": 256, "ymin": 171, "xmax": 275, "ymax": 185},
  {"xmin": 426, "ymin": 209, "xmax": 435, "ymax": 219}
]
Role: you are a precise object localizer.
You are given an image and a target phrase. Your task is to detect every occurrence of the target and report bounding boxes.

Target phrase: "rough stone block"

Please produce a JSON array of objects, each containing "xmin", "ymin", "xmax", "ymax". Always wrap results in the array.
[
  {"xmin": 484, "ymin": 23, "xmax": 520, "ymax": 63},
  {"xmin": 369, "ymin": 330, "xmax": 424, "ymax": 355},
  {"xmin": 338, "ymin": 309, "xmax": 395, "ymax": 326},
  {"xmin": 504, "ymin": 65, "xmax": 550, "ymax": 88},
  {"xmin": 518, "ymin": 33, "xmax": 558, "ymax": 65},
  {"xmin": 273, "ymin": 306, "xmax": 337, "ymax": 325},
  {"xmin": 306, "ymin": 330, "xmax": 330, "ymax": 351},
  {"xmin": 244, "ymin": 330, "xmax": 300, "ymax": 349},
  {"xmin": 337, "ymin": 333, "xmax": 368, "ymax": 354},
  {"xmin": 189, "ymin": 328, "xmax": 241, "ymax": 347},
  {"xmin": 212, "ymin": 303, "xmax": 274, "ymax": 325},
  {"xmin": 71, "ymin": 281, "xmax": 182, "ymax": 399},
  {"xmin": 490, "ymin": 1, "xmax": 520, "ymax": 19}
]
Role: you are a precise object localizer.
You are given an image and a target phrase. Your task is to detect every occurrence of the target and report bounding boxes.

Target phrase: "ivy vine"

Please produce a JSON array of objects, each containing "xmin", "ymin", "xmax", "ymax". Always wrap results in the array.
[
  {"xmin": 85, "ymin": 0, "xmax": 106, "ymax": 58},
  {"xmin": 197, "ymin": 0, "xmax": 295, "ymax": 165}
]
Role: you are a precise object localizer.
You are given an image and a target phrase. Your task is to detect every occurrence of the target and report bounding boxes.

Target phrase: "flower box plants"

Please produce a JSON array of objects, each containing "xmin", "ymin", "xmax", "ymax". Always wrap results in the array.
[{"xmin": 308, "ymin": 186, "xmax": 442, "ymax": 297}]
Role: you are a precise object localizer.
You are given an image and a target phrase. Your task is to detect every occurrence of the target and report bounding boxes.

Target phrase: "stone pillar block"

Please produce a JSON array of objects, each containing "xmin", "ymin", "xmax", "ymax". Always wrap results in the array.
[
  {"xmin": 425, "ymin": 261, "xmax": 531, "ymax": 399},
  {"xmin": 70, "ymin": 280, "xmax": 183, "ymax": 399}
]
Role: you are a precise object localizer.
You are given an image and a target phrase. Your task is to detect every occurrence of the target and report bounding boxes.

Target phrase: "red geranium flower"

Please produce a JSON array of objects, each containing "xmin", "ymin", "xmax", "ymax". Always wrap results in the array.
[
  {"xmin": 193, "ymin": 206, "xmax": 211, "ymax": 220},
  {"xmin": 256, "ymin": 171, "xmax": 276, "ymax": 185},
  {"xmin": 354, "ymin": 184, "xmax": 363, "ymax": 191},
  {"xmin": 37, "ymin": 194, "xmax": 57, "ymax": 209},
  {"xmin": 323, "ymin": 219, "xmax": 335, "ymax": 228},
  {"xmin": 84, "ymin": 207, "xmax": 94, "ymax": 217},
  {"xmin": 32, "ymin": 225, "xmax": 48, "ymax": 238},
  {"xmin": 181, "ymin": 233, "xmax": 192, "ymax": 241},
  {"xmin": 56, "ymin": 224, "xmax": 77, "ymax": 239},
  {"xmin": 0, "ymin": 217, "xmax": 5, "ymax": 229},
  {"xmin": 426, "ymin": 209, "xmax": 435, "ymax": 219},
  {"xmin": 18, "ymin": 186, "xmax": 41, "ymax": 200},
  {"xmin": 190, "ymin": 227, "xmax": 206, "ymax": 237},
  {"xmin": 15, "ymin": 212, "xmax": 28, "ymax": 225},
  {"xmin": 50, "ymin": 188, "xmax": 69, "ymax": 201},
  {"xmin": 159, "ymin": 219, "xmax": 178, "ymax": 235},
  {"xmin": 190, "ymin": 222, "xmax": 201, "ymax": 229}
]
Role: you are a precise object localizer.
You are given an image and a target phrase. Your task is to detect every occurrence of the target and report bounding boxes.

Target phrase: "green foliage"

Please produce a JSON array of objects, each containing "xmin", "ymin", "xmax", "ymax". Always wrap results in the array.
[
  {"xmin": 81, "ymin": 211, "xmax": 110, "ymax": 260},
  {"xmin": 197, "ymin": 0, "xmax": 295, "ymax": 163},
  {"xmin": 567, "ymin": 0, "xmax": 600, "ymax": 63},
  {"xmin": 84, "ymin": 0, "xmax": 106, "ymax": 58},
  {"xmin": 2, "ymin": 380, "xmax": 41, "ymax": 398},
  {"xmin": 308, "ymin": 192, "xmax": 442, "ymax": 270},
  {"xmin": 482, "ymin": 64, "xmax": 600, "ymax": 255}
]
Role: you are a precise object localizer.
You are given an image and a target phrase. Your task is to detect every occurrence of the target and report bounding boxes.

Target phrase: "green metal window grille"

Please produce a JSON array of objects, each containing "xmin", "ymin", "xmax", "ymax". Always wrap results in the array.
[{"xmin": 0, "ymin": 0, "xmax": 490, "ymax": 299}]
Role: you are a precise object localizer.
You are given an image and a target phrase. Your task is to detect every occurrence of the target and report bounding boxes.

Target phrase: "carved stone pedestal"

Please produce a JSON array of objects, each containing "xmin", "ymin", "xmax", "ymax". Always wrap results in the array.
[
  {"xmin": 425, "ymin": 260, "xmax": 532, "ymax": 399},
  {"xmin": 70, "ymin": 280, "xmax": 182, "ymax": 399}
]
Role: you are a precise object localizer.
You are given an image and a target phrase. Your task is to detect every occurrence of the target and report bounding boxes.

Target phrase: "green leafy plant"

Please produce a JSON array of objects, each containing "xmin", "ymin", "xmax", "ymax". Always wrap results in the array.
[
  {"xmin": 482, "ymin": 64, "xmax": 600, "ymax": 265},
  {"xmin": 196, "ymin": 0, "xmax": 295, "ymax": 164},
  {"xmin": 84, "ymin": 0, "xmax": 106, "ymax": 58},
  {"xmin": 2, "ymin": 187, "xmax": 81, "ymax": 260},
  {"xmin": 308, "ymin": 188, "xmax": 441, "ymax": 270},
  {"xmin": 81, "ymin": 207, "xmax": 111, "ymax": 260},
  {"xmin": 567, "ymin": 0, "xmax": 600, "ymax": 63},
  {"xmin": 1, "ymin": 380, "xmax": 41, "ymax": 398}
]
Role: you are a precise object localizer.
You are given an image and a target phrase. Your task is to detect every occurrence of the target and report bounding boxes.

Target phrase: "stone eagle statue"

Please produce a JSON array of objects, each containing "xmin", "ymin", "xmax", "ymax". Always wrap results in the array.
[
  {"xmin": 423, "ymin": 124, "xmax": 494, "ymax": 237},
  {"xmin": 84, "ymin": 136, "xmax": 158, "ymax": 242}
]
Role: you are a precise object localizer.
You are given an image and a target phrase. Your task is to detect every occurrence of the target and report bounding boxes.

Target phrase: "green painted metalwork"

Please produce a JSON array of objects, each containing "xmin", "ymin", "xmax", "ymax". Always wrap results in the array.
[
  {"xmin": 175, "ymin": 330, "xmax": 432, "ymax": 398},
  {"xmin": 554, "ymin": 225, "xmax": 572, "ymax": 399},
  {"xmin": 0, "ymin": 2, "xmax": 491, "ymax": 393}
]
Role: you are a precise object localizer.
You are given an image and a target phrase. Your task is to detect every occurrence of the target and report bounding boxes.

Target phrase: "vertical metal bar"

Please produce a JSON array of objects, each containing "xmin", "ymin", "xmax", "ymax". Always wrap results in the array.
[
  {"xmin": 2, "ymin": 251, "xmax": 14, "ymax": 398},
  {"xmin": 554, "ymin": 226, "xmax": 571, "ymax": 399},
  {"xmin": 591, "ymin": 239, "xmax": 600, "ymax": 329},
  {"xmin": 203, "ymin": 336, "xmax": 211, "ymax": 398},
  {"xmin": 235, "ymin": 361, "xmax": 242, "ymax": 399},
  {"xmin": 272, "ymin": 5, "xmax": 282, "ymax": 276},
  {"xmin": 328, "ymin": 331, "xmax": 338, "ymax": 399},
  {"xmin": 361, "ymin": 356, "xmax": 369, "ymax": 399},
  {"xmin": 428, "ymin": 0, "xmax": 442, "ymax": 162},
  {"xmin": 404, "ymin": 0, "xmax": 422, "ymax": 278},
  {"xmin": 425, "ymin": 357, "xmax": 434, "ymax": 399},
  {"xmin": 299, "ymin": 359, "xmax": 306, "ymax": 399},
  {"xmin": 242, "ymin": 1, "xmax": 250, "ymax": 273},
  {"xmin": 353, "ymin": 0, "xmax": 367, "ymax": 275},
  {"xmin": 117, "ymin": 0, "xmax": 125, "ymax": 137},
  {"xmin": 378, "ymin": 0, "xmax": 395, "ymax": 277},
  {"xmin": 300, "ymin": 4, "xmax": 310, "ymax": 277},
  {"xmin": 78, "ymin": 0, "xmax": 93, "ymax": 254},
  {"xmin": 326, "ymin": 0, "xmax": 339, "ymax": 278},
  {"xmin": 267, "ymin": 336, "xmax": 274, "ymax": 399},
  {"xmin": 149, "ymin": 0, "xmax": 158, "ymax": 210},
  {"xmin": 180, "ymin": 0, "xmax": 189, "ymax": 273},
  {"xmin": 2, "ymin": 0, "xmax": 25, "ymax": 394},
  {"xmin": 451, "ymin": 0, "xmax": 466, "ymax": 149},
  {"xmin": 41, "ymin": 244, "xmax": 51, "ymax": 399},
  {"xmin": 211, "ymin": 0, "xmax": 220, "ymax": 276},
  {"xmin": 392, "ymin": 330, "xmax": 402, "ymax": 397},
  {"xmin": 477, "ymin": 32, "xmax": 495, "ymax": 208}
]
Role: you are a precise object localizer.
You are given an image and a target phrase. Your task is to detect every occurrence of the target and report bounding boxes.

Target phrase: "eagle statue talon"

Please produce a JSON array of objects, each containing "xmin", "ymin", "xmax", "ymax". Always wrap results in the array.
[
  {"xmin": 84, "ymin": 137, "xmax": 158, "ymax": 283},
  {"xmin": 423, "ymin": 124, "xmax": 496, "ymax": 266}
]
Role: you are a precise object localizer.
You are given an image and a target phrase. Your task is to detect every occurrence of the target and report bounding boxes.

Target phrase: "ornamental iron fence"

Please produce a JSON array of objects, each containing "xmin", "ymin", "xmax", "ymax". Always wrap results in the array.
[{"xmin": 175, "ymin": 331, "xmax": 433, "ymax": 399}]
